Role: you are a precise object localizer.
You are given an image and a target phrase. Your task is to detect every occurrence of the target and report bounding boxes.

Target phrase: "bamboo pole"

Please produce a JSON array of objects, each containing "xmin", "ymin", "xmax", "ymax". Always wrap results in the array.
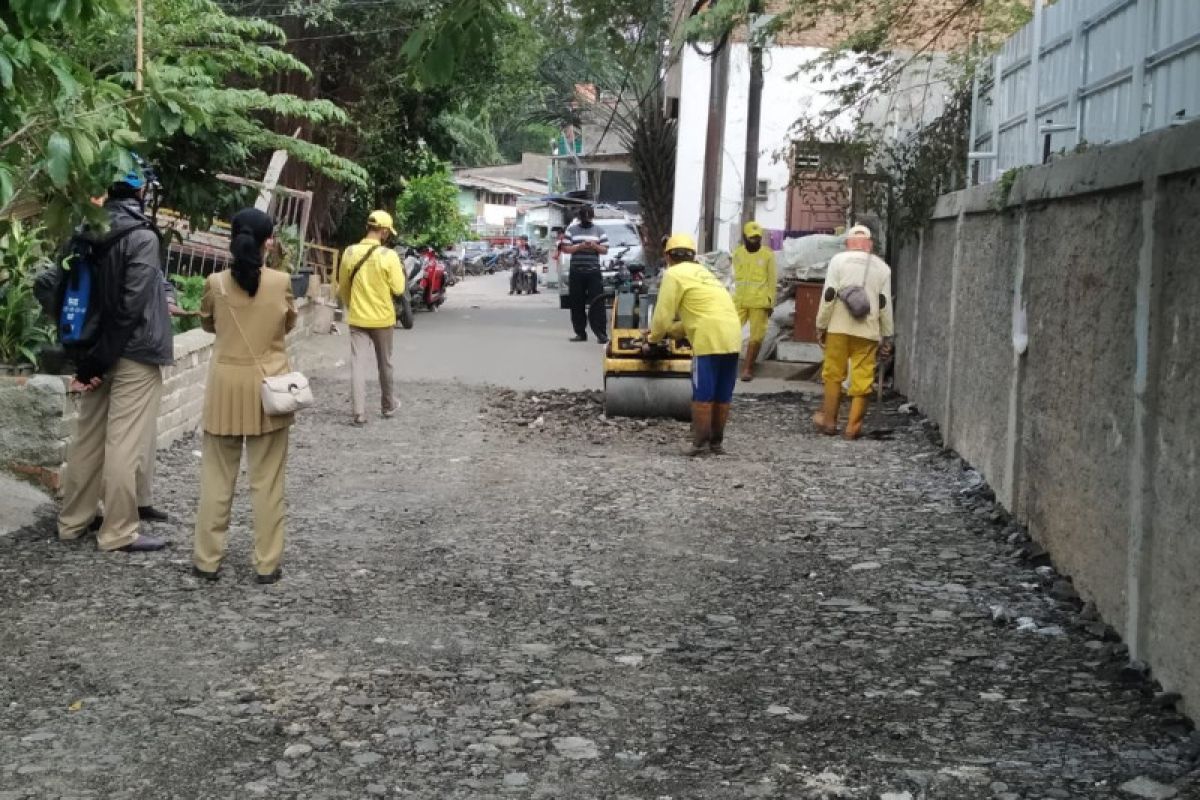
[{"xmin": 135, "ymin": 0, "xmax": 145, "ymax": 91}]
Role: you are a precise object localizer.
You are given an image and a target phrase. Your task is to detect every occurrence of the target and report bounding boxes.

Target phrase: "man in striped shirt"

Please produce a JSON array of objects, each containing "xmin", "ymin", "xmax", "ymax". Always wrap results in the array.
[{"xmin": 561, "ymin": 206, "xmax": 610, "ymax": 344}]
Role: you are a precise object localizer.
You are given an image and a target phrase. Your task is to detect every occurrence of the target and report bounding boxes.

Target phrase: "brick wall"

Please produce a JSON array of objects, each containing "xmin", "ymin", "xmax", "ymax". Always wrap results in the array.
[{"xmin": 0, "ymin": 375, "xmax": 74, "ymax": 491}]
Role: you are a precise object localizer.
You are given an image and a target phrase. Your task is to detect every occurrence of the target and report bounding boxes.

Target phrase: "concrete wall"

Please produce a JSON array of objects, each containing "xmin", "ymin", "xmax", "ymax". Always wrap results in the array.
[
  {"xmin": 0, "ymin": 299, "xmax": 317, "ymax": 490},
  {"xmin": 897, "ymin": 121, "xmax": 1200, "ymax": 714}
]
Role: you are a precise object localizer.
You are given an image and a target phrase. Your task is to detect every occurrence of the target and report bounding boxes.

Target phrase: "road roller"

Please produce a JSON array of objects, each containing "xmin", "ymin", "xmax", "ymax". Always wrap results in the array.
[{"xmin": 603, "ymin": 289, "xmax": 693, "ymax": 420}]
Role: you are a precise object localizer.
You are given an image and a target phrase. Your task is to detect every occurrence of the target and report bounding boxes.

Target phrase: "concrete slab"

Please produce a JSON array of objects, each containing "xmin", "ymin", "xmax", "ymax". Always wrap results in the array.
[{"xmin": 0, "ymin": 473, "xmax": 52, "ymax": 536}]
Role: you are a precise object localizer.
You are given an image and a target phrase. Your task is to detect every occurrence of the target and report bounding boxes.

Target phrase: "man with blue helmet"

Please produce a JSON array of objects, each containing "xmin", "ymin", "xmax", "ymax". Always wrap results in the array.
[{"xmin": 57, "ymin": 159, "xmax": 174, "ymax": 553}]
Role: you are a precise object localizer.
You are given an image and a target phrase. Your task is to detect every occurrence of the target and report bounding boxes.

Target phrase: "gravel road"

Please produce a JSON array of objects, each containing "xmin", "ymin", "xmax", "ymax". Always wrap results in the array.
[{"xmin": 1, "ymin": 370, "xmax": 1196, "ymax": 799}]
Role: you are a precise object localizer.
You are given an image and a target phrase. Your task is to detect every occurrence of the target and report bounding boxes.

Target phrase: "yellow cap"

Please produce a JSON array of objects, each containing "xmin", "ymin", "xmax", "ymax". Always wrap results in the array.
[
  {"xmin": 664, "ymin": 232, "xmax": 698, "ymax": 254},
  {"xmin": 367, "ymin": 210, "xmax": 398, "ymax": 236},
  {"xmin": 743, "ymin": 221, "xmax": 764, "ymax": 238}
]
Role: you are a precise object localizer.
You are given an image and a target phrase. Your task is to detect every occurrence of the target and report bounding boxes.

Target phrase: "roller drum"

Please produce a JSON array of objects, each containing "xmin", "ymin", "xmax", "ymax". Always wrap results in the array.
[{"xmin": 604, "ymin": 376, "xmax": 693, "ymax": 420}]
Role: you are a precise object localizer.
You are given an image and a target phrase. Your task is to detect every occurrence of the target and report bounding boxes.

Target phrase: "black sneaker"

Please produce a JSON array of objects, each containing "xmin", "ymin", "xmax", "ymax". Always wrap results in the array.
[
  {"xmin": 139, "ymin": 506, "xmax": 169, "ymax": 523},
  {"xmin": 569, "ymin": 335, "xmax": 587, "ymax": 342},
  {"xmin": 256, "ymin": 568, "xmax": 283, "ymax": 585},
  {"xmin": 597, "ymin": 337, "xmax": 609, "ymax": 345},
  {"xmin": 192, "ymin": 566, "xmax": 220, "ymax": 582}
]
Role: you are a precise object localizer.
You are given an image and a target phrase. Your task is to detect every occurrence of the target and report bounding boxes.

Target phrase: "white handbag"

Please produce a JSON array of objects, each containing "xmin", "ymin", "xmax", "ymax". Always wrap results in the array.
[
  {"xmin": 258, "ymin": 371, "xmax": 313, "ymax": 416},
  {"xmin": 222, "ymin": 274, "xmax": 314, "ymax": 416}
]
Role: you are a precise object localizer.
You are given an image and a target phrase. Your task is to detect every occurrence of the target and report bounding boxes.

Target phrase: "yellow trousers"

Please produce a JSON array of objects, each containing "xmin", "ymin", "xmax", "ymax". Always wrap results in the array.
[
  {"xmin": 822, "ymin": 333, "xmax": 878, "ymax": 397},
  {"xmin": 59, "ymin": 359, "xmax": 163, "ymax": 550},
  {"xmin": 737, "ymin": 306, "xmax": 770, "ymax": 345},
  {"xmin": 193, "ymin": 428, "xmax": 289, "ymax": 576}
]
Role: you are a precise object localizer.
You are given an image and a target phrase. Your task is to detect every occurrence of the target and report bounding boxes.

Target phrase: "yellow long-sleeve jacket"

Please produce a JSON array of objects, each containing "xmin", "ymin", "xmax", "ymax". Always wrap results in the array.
[
  {"xmin": 337, "ymin": 240, "xmax": 407, "ymax": 329},
  {"xmin": 648, "ymin": 261, "xmax": 742, "ymax": 356},
  {"xmin": 732, "ymin": 245, "xmax": 777, "ymax": 309}
]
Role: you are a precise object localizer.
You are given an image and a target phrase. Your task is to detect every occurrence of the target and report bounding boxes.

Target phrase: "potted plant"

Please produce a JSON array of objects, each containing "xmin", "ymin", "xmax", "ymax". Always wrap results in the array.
[
  {"xmin": 270, "ymin": 224, "xmax": 311, "ymax": 299},
  {"xmin": 0, "ymin": 222, "xmax": 54, "ymax": 375}
]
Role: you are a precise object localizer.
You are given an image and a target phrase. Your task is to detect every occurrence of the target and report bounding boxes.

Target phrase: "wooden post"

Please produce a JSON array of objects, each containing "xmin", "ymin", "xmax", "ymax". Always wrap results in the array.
[
  {"xmin": 135, "ymin": 0, "xmax": 145, "ymax": 91},
  {"xmin": 741, "ymin": 0, "xmax": 765, "ymax": 230}
]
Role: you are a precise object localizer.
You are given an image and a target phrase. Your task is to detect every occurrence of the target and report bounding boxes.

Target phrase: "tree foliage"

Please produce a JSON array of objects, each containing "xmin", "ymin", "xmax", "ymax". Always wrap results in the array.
[
  {"xmin": 0, "ymin": 0, "xmax": 366, "ymax": 236},
  {"xmin": 392, "ymin": 162, "xmax": 469, "ymax": 251}
]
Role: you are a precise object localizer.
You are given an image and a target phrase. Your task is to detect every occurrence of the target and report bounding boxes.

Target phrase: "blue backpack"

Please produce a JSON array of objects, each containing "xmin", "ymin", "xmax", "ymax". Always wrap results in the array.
[{"xmin": 35, "ymin": 223, "xmax": 152, "ymax": 348}]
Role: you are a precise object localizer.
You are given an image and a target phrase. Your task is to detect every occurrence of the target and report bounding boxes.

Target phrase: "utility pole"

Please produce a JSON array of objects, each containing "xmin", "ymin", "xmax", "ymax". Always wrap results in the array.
[
  {"xmin": 135, "ymin": 0, "xmax": 145, "ymax": 91},
  {"xmin": 699, "ymin": 17, "xmax": 731, "ymax": 253},
  {"xmin": 741, "ymin": 0, "xmax": 765, "ymax": 230}
]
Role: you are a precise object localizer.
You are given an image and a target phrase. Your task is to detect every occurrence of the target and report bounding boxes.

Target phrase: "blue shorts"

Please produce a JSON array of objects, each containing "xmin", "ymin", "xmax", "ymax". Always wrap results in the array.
[{"xmin": 692, "ymin": 353, "xmax": 739, "ymax": 403}]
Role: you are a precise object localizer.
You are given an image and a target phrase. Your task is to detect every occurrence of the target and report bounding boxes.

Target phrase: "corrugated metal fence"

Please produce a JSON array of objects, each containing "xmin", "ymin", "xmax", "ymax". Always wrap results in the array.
[{"xmin": 969, "ymin": 0, "xmax": 1200, "ymax": 183}]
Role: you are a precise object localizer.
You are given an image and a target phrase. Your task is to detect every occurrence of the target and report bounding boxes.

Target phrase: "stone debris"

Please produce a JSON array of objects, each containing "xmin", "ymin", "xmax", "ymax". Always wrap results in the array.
[
  {"xmin": 1119, "ymin": 776, "xmax": 1179, "ymax": 799},
  {"xmin": 552, "ymin": 736, "xmax": 600, "ymax": 760}
]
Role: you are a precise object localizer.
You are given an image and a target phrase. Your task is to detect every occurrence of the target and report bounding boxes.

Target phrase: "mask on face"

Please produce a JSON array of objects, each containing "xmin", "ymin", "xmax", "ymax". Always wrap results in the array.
[{"xmin": 744, "ymin": 237, "xmax": 762, "ymax": 253}]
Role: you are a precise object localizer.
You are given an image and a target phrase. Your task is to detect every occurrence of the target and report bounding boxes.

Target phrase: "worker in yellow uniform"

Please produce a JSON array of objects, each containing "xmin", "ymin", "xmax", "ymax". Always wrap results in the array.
[
  {"xmin": 731, "ymin": 220, "xmax": 777, "ymax": 382},
  {"xmin": 646, "ymin": 233, "xmax": 743, "ymax": 456},
  {"xmin": 337, "ymin": 210, "xmax": 407, "ymax": 426},
  {"xmin": 813, "ymin": 224, "xmax": 894, "ymax": 439}
]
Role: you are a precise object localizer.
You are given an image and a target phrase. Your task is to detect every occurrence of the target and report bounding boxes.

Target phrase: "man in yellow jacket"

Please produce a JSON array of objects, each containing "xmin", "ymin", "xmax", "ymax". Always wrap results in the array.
[
  {"xmin": 731, "ymin": 220, "xmax": 777, "ymax": 381},
  {"xmin": 337, "ymin": 210, "xmax": 407, "ymax": 426},
  {"xmin": 647, "ymin": 233, "xmax": 743, "ymax": 456},
  {"xmin": 813, "ymin": 224, "xmax": 894, "ymax": 439}
]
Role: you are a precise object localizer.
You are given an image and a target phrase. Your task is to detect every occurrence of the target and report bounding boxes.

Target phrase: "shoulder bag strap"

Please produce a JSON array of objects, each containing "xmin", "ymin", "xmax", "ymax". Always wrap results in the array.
[
  {"xmin": 220, "ymin": 273, "xmax": 269, "ymax": 381},
  {"xmin": 344, "ymin": 245, "xmax": 382, "ymax": 293}
]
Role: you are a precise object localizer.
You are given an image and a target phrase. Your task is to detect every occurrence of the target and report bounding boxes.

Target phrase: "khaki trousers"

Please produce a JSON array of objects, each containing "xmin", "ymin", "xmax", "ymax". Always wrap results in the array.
[
  {"xmin": 350, "ymin": 325, "xmax": 395, "ymax": 418},
  {"xmin": 137, "ymin": 421, "xmax": 156, "ymax": 506},
  {"xmin": 59, "ymin": 359, "xmax": 163, "ymax": 550},
  {"xmin": 193, "ymin": 428, "xmax": 289, "ymax": 576}
]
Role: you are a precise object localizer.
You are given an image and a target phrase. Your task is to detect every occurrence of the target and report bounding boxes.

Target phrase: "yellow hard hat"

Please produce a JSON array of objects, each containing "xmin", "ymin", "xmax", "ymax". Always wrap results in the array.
[
  {"xmin": 664, "ymin": 232, "xmax": 697, "ymax": 254},
  {"xmin": 367, "ymin": 210, "xmax": 398, "ymax": 236},
  {"xmin": 743, "ymin": 221, "xmax": 764, "ymax": 238}
]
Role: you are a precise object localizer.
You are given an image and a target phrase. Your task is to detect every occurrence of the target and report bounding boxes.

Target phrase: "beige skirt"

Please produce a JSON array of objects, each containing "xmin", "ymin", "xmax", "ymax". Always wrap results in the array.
[{"xmin": 202, "ymin": 361, "xmax": 294, "ymax": 437}]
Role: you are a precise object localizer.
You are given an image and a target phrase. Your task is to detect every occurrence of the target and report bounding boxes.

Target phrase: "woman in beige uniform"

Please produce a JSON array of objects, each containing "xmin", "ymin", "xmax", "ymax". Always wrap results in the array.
[{"xmin": 192, "ymin": 208, "xmax": 296, "ymax": 584}]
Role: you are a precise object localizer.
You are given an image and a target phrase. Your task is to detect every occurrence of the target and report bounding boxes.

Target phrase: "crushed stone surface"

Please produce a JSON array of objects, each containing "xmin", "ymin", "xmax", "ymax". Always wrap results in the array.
[{"xmin": 1, "ymin": 375, "xmax": 1198, "ymax": 799}]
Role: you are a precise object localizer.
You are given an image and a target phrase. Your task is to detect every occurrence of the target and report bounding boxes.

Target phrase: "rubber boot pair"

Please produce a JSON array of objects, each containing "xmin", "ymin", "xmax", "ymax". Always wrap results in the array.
[
  {"xmin": 686, "ymin": 402, "xmax": 732, "ymax": 456},
  {"xmin": 740, "ymin": 342, "xmax": 761, "ymax": 382}
]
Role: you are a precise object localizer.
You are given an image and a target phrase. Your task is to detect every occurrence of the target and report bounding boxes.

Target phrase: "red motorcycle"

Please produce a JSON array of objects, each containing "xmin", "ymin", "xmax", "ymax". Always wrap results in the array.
[{"xmin": 412, "ymin": 248, "xmax": 447, "ymax": 311}]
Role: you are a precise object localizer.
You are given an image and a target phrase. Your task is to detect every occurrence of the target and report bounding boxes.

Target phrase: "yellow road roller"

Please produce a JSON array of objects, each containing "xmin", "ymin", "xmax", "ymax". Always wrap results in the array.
[{"xmin": 602, "ymin": 289, "xmax": 693, "ymax": 420}]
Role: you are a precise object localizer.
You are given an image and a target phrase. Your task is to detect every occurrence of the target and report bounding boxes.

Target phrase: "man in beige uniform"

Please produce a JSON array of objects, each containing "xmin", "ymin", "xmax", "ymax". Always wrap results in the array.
[
  {"xmin": 813, "ymin": 224, "xmax": 894, "ymax": 439},
  {"xmin": 58, "ymin": 173, "xmax": 172, "ymax": 552}
]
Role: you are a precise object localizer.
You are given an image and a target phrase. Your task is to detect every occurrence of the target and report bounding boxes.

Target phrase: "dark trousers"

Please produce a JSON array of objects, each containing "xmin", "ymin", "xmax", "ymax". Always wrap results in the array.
[{"xmin": 569, "ymin": 270, "xmax": 607, "ymax": 339}]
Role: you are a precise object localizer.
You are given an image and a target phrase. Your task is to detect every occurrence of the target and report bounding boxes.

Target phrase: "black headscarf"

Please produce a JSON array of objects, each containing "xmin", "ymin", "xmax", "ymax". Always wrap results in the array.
[{"xmin": 229, "ymin": 208, "xmax": 275, "ymax": 297}]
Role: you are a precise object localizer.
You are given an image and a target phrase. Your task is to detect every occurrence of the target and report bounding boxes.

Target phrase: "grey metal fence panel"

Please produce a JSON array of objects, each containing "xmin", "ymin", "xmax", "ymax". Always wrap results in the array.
[{"xmin": 969, "ymin": 0, "xmax": 1200, "ymax": 184}]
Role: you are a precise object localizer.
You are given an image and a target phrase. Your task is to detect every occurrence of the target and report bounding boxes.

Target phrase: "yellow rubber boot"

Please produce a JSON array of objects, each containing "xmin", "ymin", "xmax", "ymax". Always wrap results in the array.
[
  {"xmin": 812, "ymin": 382, "xmax": 841, "ymax": 435},
  {"xmin": 845, "ymin": 396, "xmax": 869, "ymax": 440},
  {"xmin": 686, "ymin": 402, "xmax": 714, "ymax": 456}
]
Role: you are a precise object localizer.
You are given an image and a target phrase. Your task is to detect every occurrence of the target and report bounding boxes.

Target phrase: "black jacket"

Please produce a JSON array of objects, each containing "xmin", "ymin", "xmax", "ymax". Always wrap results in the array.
[{"xmin": 74, "ymin": 199, "xmax": 174, "ymax": 382}]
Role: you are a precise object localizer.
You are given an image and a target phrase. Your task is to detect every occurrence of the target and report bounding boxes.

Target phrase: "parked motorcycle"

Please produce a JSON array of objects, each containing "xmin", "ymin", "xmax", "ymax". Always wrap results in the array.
[
  {"xmin": 412, "ymin": 248, "xmax": 447, "ymax": 311},
  {"xmin": 481, "ymin": 248, "xmax": 518, "ymax": 275}
]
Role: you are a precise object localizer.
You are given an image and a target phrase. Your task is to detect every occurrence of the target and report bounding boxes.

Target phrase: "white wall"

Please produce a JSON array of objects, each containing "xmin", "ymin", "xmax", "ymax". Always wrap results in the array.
[
  {"xmin": 481, "ymin": 203, "xmax": 517, "ymax": 227},
  {"xmin": 672, "ymin": 44, "xmax": 855, "ymax": 253}
]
